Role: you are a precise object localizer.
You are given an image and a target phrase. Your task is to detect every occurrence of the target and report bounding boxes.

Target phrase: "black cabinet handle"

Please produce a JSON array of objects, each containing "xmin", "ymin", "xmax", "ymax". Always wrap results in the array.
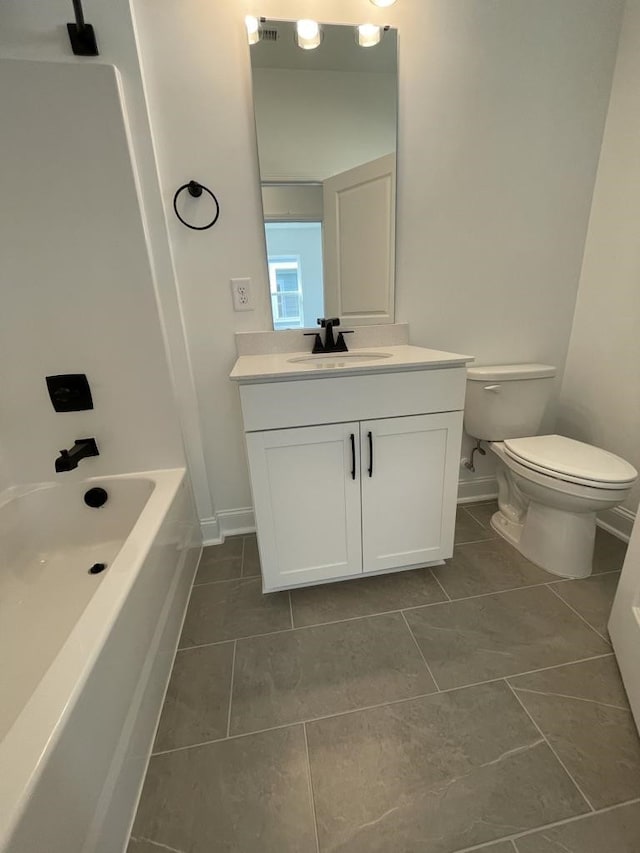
[
  {"xmin": 350, "ymin": 433, "xmax": 356, "ymax": 480},
  {"xmin": 368, "ymin": 431, "xmax": 374, "ymax": 477}
]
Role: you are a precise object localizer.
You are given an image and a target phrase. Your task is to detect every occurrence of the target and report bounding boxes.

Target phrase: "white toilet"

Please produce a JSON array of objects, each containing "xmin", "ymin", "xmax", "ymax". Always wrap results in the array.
[{"xmin": 465, "ymin": 364, "xmax": 637, "ymax": 579}]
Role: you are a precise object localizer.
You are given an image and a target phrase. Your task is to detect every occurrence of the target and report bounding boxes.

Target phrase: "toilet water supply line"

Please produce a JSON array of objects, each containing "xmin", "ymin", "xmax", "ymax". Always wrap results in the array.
[{"xmin": 465, "ymin": 440, "xmax": 486, "ymax": 473}]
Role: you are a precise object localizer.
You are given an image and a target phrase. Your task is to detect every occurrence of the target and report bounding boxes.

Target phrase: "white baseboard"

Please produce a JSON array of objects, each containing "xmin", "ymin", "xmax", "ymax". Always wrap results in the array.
[
  {"xmin": 200, "ymin": 516, "xmax": 221, "ymax": 545},
  {"xmin": 457, "ymin": 476, "xmax": 498, "ymax": 504},
  {"xmin": 201, "ymin": 508, "xmax": 256, "ymax": 545},
  {"xmin": 597, "ymin": 506, "xmax": 635, "ymax": 543}
]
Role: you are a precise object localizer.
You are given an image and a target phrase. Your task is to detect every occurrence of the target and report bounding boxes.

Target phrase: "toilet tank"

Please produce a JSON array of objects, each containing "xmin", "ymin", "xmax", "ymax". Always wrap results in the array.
[{"xmin": 464, "ymin": 364, "xmax": 557, "ymax": 441}]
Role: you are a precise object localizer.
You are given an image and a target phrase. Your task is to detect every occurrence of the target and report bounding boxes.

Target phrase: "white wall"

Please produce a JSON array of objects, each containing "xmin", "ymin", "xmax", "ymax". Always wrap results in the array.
[
  {"xmin": 253, "ymin": 67, "xmax": 397, "ymax": 180},
  {"xmin": 0, "ymin": 59, "xmax": 184, "ymax": 484},
  {"xmin": 0, "ymin": 1, "xmax": 213, "ymax": 517},
  {"xmin": 558, "ymin": 0, "xmax": 640, "ymax": 515},
  {"xmin": 262, "ymin": 185, "xmax": 324, "ymax": 220},
  {"xmin": 132, "ymin": 0, "xmax": 623, "ymax": 523}
]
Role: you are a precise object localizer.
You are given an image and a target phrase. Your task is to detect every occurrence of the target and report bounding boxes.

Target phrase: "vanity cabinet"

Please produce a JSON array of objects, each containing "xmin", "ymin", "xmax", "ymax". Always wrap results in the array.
[
  {"xmin": 246, "ymin": 411, "xmax": 462, "ymax": 590},
  {"xmin": 236, "ymin": 364, "xmax": 467, "ymax": 592}
]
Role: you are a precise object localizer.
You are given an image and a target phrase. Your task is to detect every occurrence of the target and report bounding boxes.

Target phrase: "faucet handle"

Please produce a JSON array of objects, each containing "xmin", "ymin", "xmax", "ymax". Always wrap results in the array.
[
  {"xmin": 334, "ymin": 331, "xmax": 354, "ymax": 352},
  {"xmin": 317, "ymin": 317, "xmax": 340, "ymax": 328},
  {"xmin": 304, "ymin": 332, "xmax": 325, "ymax": 354}
]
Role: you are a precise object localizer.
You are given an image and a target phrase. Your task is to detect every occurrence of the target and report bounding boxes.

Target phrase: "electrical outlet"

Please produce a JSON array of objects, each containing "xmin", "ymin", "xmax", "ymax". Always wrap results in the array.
[{"xmin": 231, "ymin": 277, "xmax": 253, "ymax": 311}]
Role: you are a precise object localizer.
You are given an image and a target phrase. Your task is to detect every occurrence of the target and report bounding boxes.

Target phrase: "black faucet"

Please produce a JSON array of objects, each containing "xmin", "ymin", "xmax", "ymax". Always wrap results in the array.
[
  {"xmin": 55, "ymin": 438, "xmax": 99, "ymax": 472},
  {"xmin": 304, "ymin": 318, "xmax": 354, "ymax": 354}
]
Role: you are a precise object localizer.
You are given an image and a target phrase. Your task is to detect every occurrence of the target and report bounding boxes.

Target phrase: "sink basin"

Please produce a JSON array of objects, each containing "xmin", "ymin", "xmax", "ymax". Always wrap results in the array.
[{"xmin": 288, "ymin": 352, "xmax": 393, "ymax": 370}]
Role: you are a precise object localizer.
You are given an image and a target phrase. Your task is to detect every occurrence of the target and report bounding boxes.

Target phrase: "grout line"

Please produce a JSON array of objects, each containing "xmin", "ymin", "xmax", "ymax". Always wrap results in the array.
[
  {"xmin": 545, "ymin": 583, "xmax": 611, "ymax": 645},
  {"xmin": 177, "ymin": 575, "xmax": 620, "ymax": 649},
  {"xmin": 462, "ymin": 504, "xmax": 494, "ymax": 527},
  {"xmin": 303, "ymin": 723, "xmax": 321, "ymax": 853},
  {"xmin": 177, "ymin": 637, "xmax": 236, "ymax": 652},
  {"xmin": 240, "ymin": 535, "xmax": 246, "ymax": 578},
  {"xmin": 454, "ymin": 535, "xmax": 498, "ymax": 547},
  {"xmin": 508, "ymin": 685, "xmax": 630, "ymax": 713},
  {"xmin": 184, "ymin": 563, "xmax": 622, "ymax": 648},
  {"xmin": 428, "ymin": 567, "xmax": 451, "ymax": 601},
  {"xmin": 505, "ymin": 680, "xmax": 595, "ymax": 813},
  {"xmin": 510, "ymin": 841, "xmax": 519, "ymax": 853},
  {"xmin": 447, "ymin": 797, "xmax": 640, "ymax": 853},
  {"xmin": 401, "ymin": 611, "xmax": 441, "ymax": 691},
  {"xmin": 151, "ymin": 651, "xmax": 614, "ymax": 758},
  {"xmin": 178, "ymin": 625, "xmax": 297, "ymax": 652},
  {"xmin": 174, "ymin": 639, "xmax": 235, "ymax": 654},
  {"xmin": 179, "ymin": 580, "xmax": 535, "ymax": 650},
  {"xmin": 151, "ymin": 691, "xmax": 440, "ymax": 757},
  {"xmin": 431, "ymin": 652, "xmax": 615, "ymax": 695},
  {"xmin": 289, "ymin": 590, "xmax": 294, "ymax": 629},
  {"xmin": 401, "ymin": 579, "xmax": 554, "ymax": 607},
  {"xmin": 551, "ymin": 568, "xmax": 622, "ymax": 583},
  {"xmin": 192, "ymin": 573, "xmax": 256, "ymax": 589},
  {"xmin": 226, "ymin": 640, "xmax": 237, "ymax": 739}
]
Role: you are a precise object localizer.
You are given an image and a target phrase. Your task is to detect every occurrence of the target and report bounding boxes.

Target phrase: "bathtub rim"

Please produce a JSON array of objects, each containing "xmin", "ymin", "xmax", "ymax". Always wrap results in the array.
[{"xmin": 0, "ymin": 466, "xmax": 190, "ymax": 847}]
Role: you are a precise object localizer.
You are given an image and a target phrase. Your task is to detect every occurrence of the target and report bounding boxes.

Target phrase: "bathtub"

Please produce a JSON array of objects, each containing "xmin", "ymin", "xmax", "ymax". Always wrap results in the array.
[{"xmin": 0, "ymin": 468, "xmax": 201, "ymax": 853}]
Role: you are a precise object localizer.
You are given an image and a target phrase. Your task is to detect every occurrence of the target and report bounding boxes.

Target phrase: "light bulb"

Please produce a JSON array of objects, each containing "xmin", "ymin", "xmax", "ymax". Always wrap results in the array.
[
  {"xmin": 245, "ymin": 15, "xmax": 260, "ymax": 45},
  {"xmin": 296, "ymin": 19, "xmax": 321, "ymax": 50},
  {"xmin": 370, "ymin": 0, "xmax": 397, "ymax": 7},
  {"xmin": 357, "ymin": 23, "xmax": 381, "ymax": 47}
]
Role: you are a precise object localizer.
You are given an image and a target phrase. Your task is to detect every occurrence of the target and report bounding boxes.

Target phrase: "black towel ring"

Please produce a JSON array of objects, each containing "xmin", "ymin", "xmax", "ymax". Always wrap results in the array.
[{"xmin": 173, "ymin": 180, "xmax": 220, "ymax": 230}]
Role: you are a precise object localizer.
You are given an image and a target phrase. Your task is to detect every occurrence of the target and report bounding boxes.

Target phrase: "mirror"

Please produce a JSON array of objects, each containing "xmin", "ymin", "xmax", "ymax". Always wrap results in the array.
[{"xmin": 249, "ymin": 19, "xmax": 398, "ymax": 330}]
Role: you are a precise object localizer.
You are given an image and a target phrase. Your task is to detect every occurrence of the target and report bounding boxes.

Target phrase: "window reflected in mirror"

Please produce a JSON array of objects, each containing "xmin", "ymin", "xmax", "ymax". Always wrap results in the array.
[{"xmin": 249, "ymin": 20, "xmax": 398, "ymax": 330}]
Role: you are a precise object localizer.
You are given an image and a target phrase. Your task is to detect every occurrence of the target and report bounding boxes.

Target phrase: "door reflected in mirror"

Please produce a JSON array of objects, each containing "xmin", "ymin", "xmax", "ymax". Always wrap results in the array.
[{"xmin": 249, "ymin": 20, "xmax": 398, "ymax": 330}]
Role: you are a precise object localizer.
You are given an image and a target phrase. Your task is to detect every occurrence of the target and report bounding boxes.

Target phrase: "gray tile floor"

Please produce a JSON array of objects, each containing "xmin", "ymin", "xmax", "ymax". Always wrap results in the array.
[{"xmin": 129, "ymin": 502, "xmax": 640, "ymax": 853}]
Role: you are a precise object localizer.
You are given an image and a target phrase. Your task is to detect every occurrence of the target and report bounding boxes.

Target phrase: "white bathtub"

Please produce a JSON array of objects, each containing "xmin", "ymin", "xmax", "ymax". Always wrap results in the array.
[{"xmin": 0, "ymin": 468, "xmax": 201, "ymax": 853}]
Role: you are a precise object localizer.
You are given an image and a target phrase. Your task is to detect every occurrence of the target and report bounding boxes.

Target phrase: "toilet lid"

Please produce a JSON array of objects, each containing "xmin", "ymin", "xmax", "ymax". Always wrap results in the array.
[{"xmin": 503, "ymin": 435, "xmax": 638, "ymax": 486}]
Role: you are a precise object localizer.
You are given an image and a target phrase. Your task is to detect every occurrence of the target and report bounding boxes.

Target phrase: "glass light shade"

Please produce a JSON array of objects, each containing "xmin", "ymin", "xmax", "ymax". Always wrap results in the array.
[
  {"xmin": 296, "ymin": 19, "xmax": 321, "ymax": 50},
  {"xmin": 357, "ymin": 24, "xmax": 382, "ymax": 47},
  {"xmin": 370, "ymin": 0, "xmax": 397, "ymax": 7},
  {"xmin": 245, "ymin": 15, "xmax": 261, "ymax": 45}
]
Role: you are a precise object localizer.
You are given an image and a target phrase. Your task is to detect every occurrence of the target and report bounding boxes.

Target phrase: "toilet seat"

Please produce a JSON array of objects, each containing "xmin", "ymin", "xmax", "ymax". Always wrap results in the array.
[{"xmin": 503, "ymin": 435, "xmax": 638, "ymax": 490}]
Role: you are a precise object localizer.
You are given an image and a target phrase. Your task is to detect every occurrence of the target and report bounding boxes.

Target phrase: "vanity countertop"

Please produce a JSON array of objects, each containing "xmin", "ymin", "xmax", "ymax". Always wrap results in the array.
[{"xmin": 230, "ymin": 344, "xmax": 474, "ymax": 383}]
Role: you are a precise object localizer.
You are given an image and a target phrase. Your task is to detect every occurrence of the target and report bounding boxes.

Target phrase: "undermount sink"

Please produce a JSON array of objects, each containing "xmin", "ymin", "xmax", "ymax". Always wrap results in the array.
[{"xmin": 288, "ymin": 352, "xmax": 393, "ymax": 369}]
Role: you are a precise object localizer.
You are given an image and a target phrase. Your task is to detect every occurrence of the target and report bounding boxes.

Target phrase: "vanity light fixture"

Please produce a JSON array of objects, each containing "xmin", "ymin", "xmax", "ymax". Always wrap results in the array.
[
  {"xmin": 370, "ymin": 0, "xmax": 397, "ymax": 6},
  {"xmin": 296, "ymin": 19, "xmax": 322, "ymax": 50},
  {"xmin": 357, "ymin": 23, "xmax": 382, "ymax": 47},
  {"xmin": 245, "ymin": 15, "xmax": 261, "ymax": 45}
]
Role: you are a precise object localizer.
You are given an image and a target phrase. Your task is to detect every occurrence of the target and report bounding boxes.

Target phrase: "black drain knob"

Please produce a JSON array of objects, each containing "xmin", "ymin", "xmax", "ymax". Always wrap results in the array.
[
  {"xmin": 84, "ymin": 487, "xmax": 108, "ymax": 508},
  {"xmin": 89, "ymin": 562, "xmax": 106, "ymax": 575}
]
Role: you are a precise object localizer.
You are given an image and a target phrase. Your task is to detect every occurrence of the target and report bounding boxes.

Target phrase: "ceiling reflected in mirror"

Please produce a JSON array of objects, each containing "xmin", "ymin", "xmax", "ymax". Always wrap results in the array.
[{"xmin": 248, "ymin": 19, "xmax": 398, "ymax": 331}]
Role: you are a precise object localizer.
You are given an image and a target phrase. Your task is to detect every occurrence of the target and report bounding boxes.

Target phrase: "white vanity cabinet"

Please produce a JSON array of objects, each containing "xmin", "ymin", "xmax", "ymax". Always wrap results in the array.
[{"xmin": 233, "ymin": 355, "xmax": 469, "ymax": 593}]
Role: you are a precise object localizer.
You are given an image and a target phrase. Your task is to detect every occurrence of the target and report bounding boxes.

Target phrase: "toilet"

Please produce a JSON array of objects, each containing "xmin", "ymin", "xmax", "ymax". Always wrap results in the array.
[{"xmin": 465, "ymin": 364, "xmax": 637, "ymax": 579}]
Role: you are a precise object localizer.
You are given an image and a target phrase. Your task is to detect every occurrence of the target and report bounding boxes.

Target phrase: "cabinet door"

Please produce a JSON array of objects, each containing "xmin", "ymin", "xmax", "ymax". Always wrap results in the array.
[
  {"xmin": 360, "ymin": 412, "xmax": 463, "ymax": 573},
  {"xmin": 246, "ymin": 423, "xmax": 363, "ymax": 591}
]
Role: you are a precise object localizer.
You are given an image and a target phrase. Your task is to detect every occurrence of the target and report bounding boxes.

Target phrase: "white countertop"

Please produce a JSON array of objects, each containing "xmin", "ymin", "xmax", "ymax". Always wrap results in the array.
[{"xmin": 230, "ymin": 345, "xmax": 474, "ymax": 383}]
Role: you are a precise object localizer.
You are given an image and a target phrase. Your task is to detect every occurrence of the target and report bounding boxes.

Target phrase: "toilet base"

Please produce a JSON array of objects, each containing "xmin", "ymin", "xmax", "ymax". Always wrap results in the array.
[
  {"xmin": 490, "ymin": 510, "xmax": 523, "ymax": 549},
  {"xmin": 491, "ymin": 502, "xmax": 595, "ymax": 579}
]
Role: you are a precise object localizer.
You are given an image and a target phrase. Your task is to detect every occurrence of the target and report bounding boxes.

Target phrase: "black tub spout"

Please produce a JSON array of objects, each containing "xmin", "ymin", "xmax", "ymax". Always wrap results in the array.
[{"xmin": 55, "ymin": 438, "xmax": 99, "ymax": 472}]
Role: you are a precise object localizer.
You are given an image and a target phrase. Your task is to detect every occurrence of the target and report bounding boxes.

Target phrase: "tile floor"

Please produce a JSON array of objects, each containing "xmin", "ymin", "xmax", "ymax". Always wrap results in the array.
[{"xmin": 129, "ymin": 503, "xmax": 640, "ymax": 853}]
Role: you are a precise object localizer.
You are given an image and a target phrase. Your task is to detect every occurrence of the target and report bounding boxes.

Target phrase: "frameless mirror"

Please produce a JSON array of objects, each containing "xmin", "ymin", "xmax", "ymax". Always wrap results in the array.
[{"xmin": 249, "ymin": 19, "xmax": 398, "ymax": 330}]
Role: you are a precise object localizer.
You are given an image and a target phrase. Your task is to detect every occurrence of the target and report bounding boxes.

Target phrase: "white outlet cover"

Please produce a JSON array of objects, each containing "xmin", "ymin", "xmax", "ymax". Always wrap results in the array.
[{"xmin": 231, "ymin": 277, "xmax": 253, "ymax": 311}]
